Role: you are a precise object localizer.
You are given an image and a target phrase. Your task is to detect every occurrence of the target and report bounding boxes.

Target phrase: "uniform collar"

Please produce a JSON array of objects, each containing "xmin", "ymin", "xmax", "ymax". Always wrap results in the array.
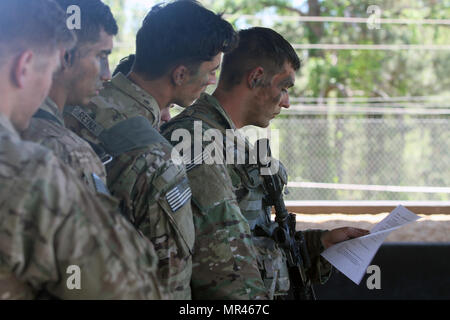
[
  {"xmin": 195, "ymin": 93, "xmax": 237, "ymax": 131},
  {"xmin": 38, "ymin": 97, "xmax": 65, "ymax": 126},
  {"xmin": 109, "ymin": 72, "xmax": 161, "ymax": 128},
  {"xmin": 0, "ymin": 112, "xmax": 20, "ymax": 138}
]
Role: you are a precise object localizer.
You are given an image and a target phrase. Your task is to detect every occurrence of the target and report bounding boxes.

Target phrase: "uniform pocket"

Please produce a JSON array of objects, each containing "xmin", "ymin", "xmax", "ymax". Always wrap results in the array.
[{"xmin": 252, "ymin": 236, "xmax": 290, "ymax": 298}]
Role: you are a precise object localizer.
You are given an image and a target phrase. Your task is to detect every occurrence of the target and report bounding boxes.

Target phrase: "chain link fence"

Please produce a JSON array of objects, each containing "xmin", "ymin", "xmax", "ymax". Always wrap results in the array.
[{"xmin": 270, "ymin": 113, "xmax": 450, "ymax": 201}]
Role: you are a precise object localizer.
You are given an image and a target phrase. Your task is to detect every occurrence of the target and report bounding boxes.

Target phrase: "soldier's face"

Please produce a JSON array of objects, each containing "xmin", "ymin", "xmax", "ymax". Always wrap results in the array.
[
  {"xmin": 66, "ymin": 29, "xmax": 113, "ymax": 106},
  {"xmin": 11, "ymin": 49, "xmax": 61, "ymax": 130},
  {"xmin": 247, "ymin": 62, "xmax": 294, "ymax": 128},
  {"xmin": 175, "ymin": 53, "xmax": 222, "ymax": 107}
]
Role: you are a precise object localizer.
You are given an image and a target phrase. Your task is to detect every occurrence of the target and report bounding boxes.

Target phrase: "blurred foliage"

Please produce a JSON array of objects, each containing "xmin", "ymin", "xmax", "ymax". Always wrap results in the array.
[
  {"xmin": 101, "ymin": 0, "xmax": 449, "ymax": 200},
  {"xmin": 204, "ymin": 0, "xmax": 450, "ymax": 99}
]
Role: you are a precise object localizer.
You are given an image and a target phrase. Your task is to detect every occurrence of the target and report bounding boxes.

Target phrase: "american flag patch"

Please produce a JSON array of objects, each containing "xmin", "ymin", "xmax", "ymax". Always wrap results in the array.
[{"xmin": 165, "ymin": 178, "xmax": 192, "ymax": 212}]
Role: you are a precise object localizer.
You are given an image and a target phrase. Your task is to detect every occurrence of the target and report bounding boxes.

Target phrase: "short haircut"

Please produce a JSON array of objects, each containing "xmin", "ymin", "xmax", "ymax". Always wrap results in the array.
[
  {"xmin": 219, "ymin": 27, "xmax": 301, "ymax": 90},
  {"xmin": 0, "ymin": 0, "xmax": 75, "ymax": 65},
  {"xmin": 134, "ymin": 0, "xmax": 238, "ymax": 80},
  {"xmin": 113, "ymin": 54, "xmax": 135, "ymax": 77},
  {"xmin": 54, "ymin": 0, "xmax": 118, "ymax": 47}
]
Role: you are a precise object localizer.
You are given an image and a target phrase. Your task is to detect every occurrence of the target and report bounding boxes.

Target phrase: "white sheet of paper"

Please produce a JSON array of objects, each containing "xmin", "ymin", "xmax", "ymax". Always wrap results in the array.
[{"xmin": 320, "ymin": 205, "xmax": 421, "ymax": 284}]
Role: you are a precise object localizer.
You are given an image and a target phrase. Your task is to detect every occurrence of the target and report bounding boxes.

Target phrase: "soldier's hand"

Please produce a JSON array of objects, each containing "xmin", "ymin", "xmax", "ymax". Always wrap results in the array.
[{"xmin": 320, "ymin": 227, "xmax": 370, "ymax": 249}]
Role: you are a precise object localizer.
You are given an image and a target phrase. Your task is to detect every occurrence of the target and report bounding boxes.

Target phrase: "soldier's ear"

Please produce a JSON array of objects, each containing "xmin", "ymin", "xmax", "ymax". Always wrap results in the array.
[
  {"xmin": 11, "ymin": 50, "xmax": 34, "ymax": 89},
  {"xmin": 247, "ymin": 67, "xmax": 265, "ymax": 89},
  {"xmin": 62, "ymin": 50, "xmax": 74, "ymax": 69},
  {"xmin": 172, "ymin": 65, "xmax": 189, "ymax": 86}
]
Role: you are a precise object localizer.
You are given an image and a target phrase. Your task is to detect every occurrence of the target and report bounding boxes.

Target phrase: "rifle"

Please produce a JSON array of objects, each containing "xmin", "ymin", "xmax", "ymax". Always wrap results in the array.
[{"xmin": 256, "ymin": 138, "xmax": 316, "ymax": 300}]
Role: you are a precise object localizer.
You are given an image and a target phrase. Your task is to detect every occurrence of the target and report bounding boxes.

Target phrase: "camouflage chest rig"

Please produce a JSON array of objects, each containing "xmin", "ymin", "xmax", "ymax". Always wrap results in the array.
[
  {"xmin": 173, "ymin": 106, "xmax": 291, "ymax": 299},
  {"xmin": 228, "ymin": 143, "xmax": 292, "ymax": 299},
  {"xmin": 65, "ymin": 105, "xmax": 194, "ymax": 299}
]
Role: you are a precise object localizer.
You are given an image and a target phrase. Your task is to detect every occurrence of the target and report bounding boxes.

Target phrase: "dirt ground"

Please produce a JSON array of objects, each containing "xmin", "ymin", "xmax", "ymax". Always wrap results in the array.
[{"xmin": 293, "ymin": 212, "xmax": 450, "ymax": 242}]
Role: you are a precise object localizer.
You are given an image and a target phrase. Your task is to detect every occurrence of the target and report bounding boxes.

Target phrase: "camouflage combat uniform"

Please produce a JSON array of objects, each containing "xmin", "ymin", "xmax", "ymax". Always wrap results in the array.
[
  {"xmin": 0, "ymin": 113, "xmax": 163, "ymax": 300},
  {"xmin": 162, "ymin": 93, "xmax": 332, "ymax": 299},
  {"xmin": 64, "ymin": 73, "xmax": 194, "ymax": 300},
  {"xmin": 21, "ymin": 97, "xmax": 108, "ymax": 194},
  {"xmin": 161, "ymin": 99, "xmax": 269, "ymax": 300}
]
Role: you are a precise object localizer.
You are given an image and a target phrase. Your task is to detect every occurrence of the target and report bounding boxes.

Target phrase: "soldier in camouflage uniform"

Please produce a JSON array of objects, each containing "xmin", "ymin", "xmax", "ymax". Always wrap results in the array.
[
  {"xmin": 112, "ymin": 54, "xmax": 173, "ymax": 129},
  {"xmin": 0, "ymin": 0, "xmax": 162, "ymax": 299},
  {"xmin": 162, "ymin": 27, "xmax": 369, "ymax": 299},
  {"xmin": 64, "ymin": 1, "xmax": 246, "ymax": 299},
  {"xmin": 21, "ymin": 0, "xmax": 118, "ymax": 194}
]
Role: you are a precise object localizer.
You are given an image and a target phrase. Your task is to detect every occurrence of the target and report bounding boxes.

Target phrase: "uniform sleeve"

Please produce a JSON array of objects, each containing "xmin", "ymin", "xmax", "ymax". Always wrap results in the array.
[
  {"xmin": 300, "ymin": 229, "xmax": 333, "ymax": 284},
  {"xmin": 187, "ymin": 163, "xmax": 269, "ymax": 300},
  {"xmin": 0, "ymin": 152, "xmax": 163, "ymax": 300},
  {"xmin": 103, "ymin": 143, "xmax": 194, "ymax": 300},
  {"xmin": 22, "ymin": 117, "xmax": 107, "ymax": 190}
]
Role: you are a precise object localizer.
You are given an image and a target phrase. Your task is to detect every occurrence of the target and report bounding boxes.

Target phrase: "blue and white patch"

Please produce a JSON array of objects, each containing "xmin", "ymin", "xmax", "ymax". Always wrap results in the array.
[
  {"xmin": 92, "ymin": 173, "xmax": 110, "ymax": 196},
  {"xmin": 165, "ymin": 178, "xmax": 192, "ymax": 212}
]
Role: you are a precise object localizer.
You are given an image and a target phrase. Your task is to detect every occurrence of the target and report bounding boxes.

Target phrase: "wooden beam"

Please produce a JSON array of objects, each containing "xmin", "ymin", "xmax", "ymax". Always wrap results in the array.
[{"xmin": 283, "ymin": 201, "xmax": 450, "ymax": 215}]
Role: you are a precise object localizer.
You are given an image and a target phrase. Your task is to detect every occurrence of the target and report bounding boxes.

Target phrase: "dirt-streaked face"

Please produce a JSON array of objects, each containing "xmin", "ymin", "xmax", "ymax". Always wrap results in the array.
[
  {"xmin": 66, "ymin": 29, "xmax": 113, "ymax": 106},
  {"xmin": 247, "ymin": 61, "xmax": 295, "ymax": 128},
  {"xmin": 174, "ymin": 53, "xmax": 223, "ymax": 107}
]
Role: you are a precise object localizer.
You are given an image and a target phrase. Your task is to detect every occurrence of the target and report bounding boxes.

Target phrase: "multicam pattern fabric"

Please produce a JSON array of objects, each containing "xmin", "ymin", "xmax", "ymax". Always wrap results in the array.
[
  {"xmin": 183, "ymin": 164, "xmax": 269, "ymax": 300},
  {"xmin": 64, "ymin": 73, "xmax": 194, "ymax": 300},
  {"xmin": 161, "ymin": 95, "xmax": 269, "ymax": 300},
  {"xmin": 21, "ymin": 97, "xmax": 107, "ymax": 194},
  {"xmin": 162, "ymin": 93, "xmax": 332, "ymax": 298},
  {"xmin": 0, "ymin": 114, "xmax": 163, "ymax": 300}
]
